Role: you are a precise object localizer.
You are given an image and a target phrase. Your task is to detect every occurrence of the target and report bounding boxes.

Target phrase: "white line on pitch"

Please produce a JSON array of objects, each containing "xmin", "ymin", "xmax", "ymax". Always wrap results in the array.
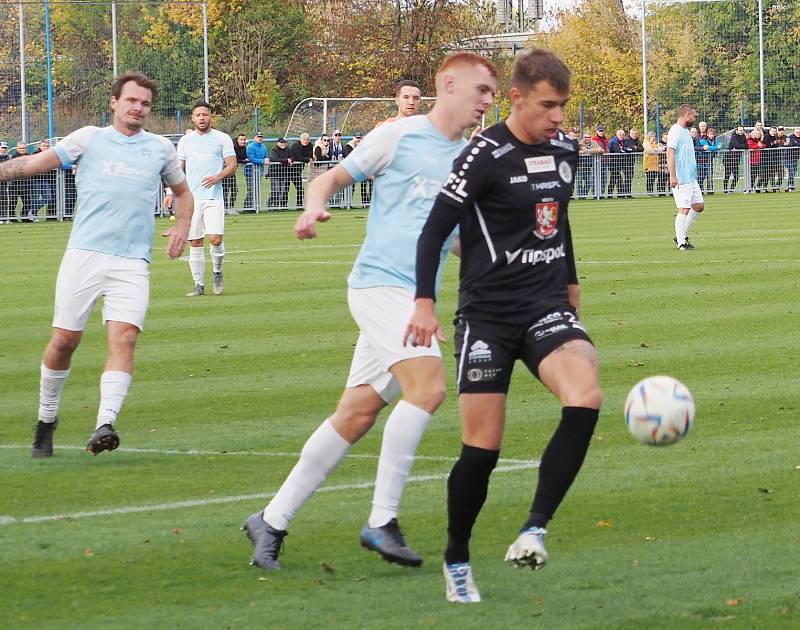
[
  {"xmin": 0, "ymin": 461, "xmax": 538, "ymax": 526},
  {"xmin": 0, "ymin": 444, "xmax": 534, "ymax": 465}
]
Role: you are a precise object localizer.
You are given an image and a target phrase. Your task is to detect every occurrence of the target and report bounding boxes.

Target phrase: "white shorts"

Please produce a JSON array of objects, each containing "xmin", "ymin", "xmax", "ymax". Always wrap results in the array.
[
  {"xmin": 188, "ymin": 199, "xmax": 225, "ymax": 240},
  {"xmin": 53, "ymin": 249, "xmax": 149, "ymax": 331},
  {"xmin": 346, "ymin": 286, "xmax": 442, "ymax": 403},
  {"xmin": 672, "ymin": 181, "xmax": 704, "ymax": 209}
]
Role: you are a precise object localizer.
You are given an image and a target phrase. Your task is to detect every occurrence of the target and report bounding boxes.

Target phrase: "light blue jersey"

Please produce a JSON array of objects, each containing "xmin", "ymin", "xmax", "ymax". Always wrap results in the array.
[
  {"xmin": 176, "ymin": 129, "xmax": 235, "ymax": 200},
  {"xmin": 667, "ymin": 123, "xmax": 697, "ymax": 184},
  {"xmin": 54, "ymin": 126, "xmax": 184, "ymax": 262},
  {"xmin": 342, "ymin": 116, "xmax": 464, "ymax": 295}
]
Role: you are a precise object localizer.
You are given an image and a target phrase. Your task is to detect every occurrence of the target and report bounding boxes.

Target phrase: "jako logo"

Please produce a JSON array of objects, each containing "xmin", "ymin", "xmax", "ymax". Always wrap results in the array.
[{"xmin": 520, "ymin": 243, "xmax": 566, "ymax": 265}]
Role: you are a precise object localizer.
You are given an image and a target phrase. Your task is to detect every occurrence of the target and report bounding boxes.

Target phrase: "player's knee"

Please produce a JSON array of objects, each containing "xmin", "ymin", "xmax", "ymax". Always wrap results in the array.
[
  {"xmin": 574, "ymin": 384, "xmax": 603, "ymax": 410},
  {"xmin": 48, "ymin": 331, "xmax": 80, "ymax": 356},
  {"xmin": 209, "ymin": 235, "xmax": 223, "ymax": 247},
  {"xmin": 404, "ymin": 382, "xmax": 446, "ymax": 413},
  {"xmin": 693, "ymin": 203, "xmax": 704, "ymax": 212}
]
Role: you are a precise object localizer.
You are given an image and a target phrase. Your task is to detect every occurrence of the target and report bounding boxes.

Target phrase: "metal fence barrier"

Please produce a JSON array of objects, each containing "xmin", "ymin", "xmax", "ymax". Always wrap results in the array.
[
  {"xmin": 1, "ymin": 149, "xmax": 797, "ymax": 223},
  {"xmin": 575, "ymin": 147, "xmax": 798, "ymax": 199}
]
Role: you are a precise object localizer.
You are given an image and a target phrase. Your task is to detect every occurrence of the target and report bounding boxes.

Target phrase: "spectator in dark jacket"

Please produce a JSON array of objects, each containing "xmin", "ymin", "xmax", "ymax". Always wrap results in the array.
[
  {"xmin": 289, "ymin": 133, "xmax": 313, "ymax": 207},
  {"xmin": 764, "ymin": 127, "xmax": 782, "ymax": 192},
  {"xmin": 622, "ymin": 127, "xmax": 643, "ymax": 197},
  {"xmin": 786, "ymin": 127, "xmax": 800, "ymax": 192},
  {"xmin": 268, "ymin": 137, "xmax": 292, "ymax": 209},
  {"xmin": 723, "ymin": 125, "xmax": 748, "ymax": 193},
  {"xmin": 222, "ymin": 133, "xmax": 247, "ymax": 212},
  {"xmin": 0, "ymin": 142, "xmax": 10, "ymax": 223},
  {"xmin": 10, "ymin": 142, "xmax": 34, "ymax": 222},
  {"xmin": 607, "ymin": 129, "xmax": 630, "ymax": 198},
  {"xmin": 32, "ymin": 139, "xmax": 56, "ymax": 219}
]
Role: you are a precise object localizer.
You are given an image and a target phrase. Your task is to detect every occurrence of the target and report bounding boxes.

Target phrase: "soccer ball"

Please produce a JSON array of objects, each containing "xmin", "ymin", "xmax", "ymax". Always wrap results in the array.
[{"xmin": 624, "ymin": 376, "xmax": 695, "ymax": 446}]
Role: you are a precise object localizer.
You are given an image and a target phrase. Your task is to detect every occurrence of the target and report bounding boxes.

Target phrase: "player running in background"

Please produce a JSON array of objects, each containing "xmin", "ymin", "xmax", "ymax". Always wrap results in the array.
[
  {"xmin": 667, "ymin": 104, "xmax": 705, "ymax": 250},
  {"xmin": 405, "ymin": 48, "xmax": 603, "ymax": 603},
  {"xmin": 375, "ymin": 80, "xmax": 423, "ymax": 127},
  {"xmin": 242, "ymin": 53, "xmax": 497, "ymax": 571},
  {"xmin": 0, "ymin": 71, "xmax": 193, "ymax": 457},
  {"xmin": 173, "ymin": 101, "xmax": 237, "ymax": 296}
]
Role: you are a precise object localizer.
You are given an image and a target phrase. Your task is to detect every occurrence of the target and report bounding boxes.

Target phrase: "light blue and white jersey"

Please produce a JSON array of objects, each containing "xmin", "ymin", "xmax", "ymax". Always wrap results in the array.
[
  {"xmin": 342, "ymin": 115, "xmax": 464, "ymax": 295},
  {"xmin": 667, "ymin": 123, "xmax": 697, "ymax": 184},
  {"xmin": 176, "ymin": 128, "xmax": 235, "ymax": 200},
  {"xmin": 54, "ymin": 126, "xmax": 184, "ymax": 262}
]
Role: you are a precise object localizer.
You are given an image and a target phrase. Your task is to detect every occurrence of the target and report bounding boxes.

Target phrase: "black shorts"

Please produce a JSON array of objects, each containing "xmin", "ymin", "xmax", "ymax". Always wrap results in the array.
[{"xmin": 454, "ymin": 306, "xmax": 593, "ymax": 394}]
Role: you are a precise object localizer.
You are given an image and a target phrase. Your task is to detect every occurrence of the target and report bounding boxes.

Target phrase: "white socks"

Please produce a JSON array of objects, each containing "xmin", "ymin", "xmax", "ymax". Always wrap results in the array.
[
  {"xmin": 189, "ymin": 246, "xmax": 205, "ymax": 286},
  {"xmin": 38, "ymin": 363, "xmax": 70, "ymax": 423},
  {"xmin": 674, "ymin": 212, "xmax": 687, "ymax": 245},
  {"xmin": 685, "ymin": 209, "xmax": 700, "ymax": 237},
  {"xmin": 263, "ymin": 419, "xmax": 351, "ymax": 531},
  {"xmin": 96, "ymin": 370, "xmax": 132, "ymax": 429},
  {"xmin": 367, "ymin": 401, "xmax": 432, "ymax": 528},
  {"xmin": 210, "ymin": 243, "xmax": 225, "ymax": 273}
]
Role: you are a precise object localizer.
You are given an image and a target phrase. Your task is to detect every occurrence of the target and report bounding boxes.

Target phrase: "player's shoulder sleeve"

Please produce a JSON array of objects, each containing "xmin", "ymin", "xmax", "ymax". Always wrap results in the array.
[
  {"xmin": 666, "ymin": 125, "xmax": 680, "ymax": 150},
  {"xmin": 176, "ymin": 134, "xmax": 188, "ymax": 161},
  {"xmin": 214, "ymin": 129, "xmax": 236, "ymax": 158},
  {"xmin": 435, "ymin": 132, "xmax": 496, "ymax": 209},
  {"xmin": 341, "ymin": 117, "xmax": 415, "ymax": 182},
  {"xmin": 53, "ymin": 126, "xmax": 101, "ymax": 167},
  {"xmin": 157, "ymin": 135, "xmax": 185, "ymax": 186}
]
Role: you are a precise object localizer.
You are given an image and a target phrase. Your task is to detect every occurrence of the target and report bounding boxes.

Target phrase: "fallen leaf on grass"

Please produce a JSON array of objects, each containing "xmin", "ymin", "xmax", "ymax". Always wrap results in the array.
[
  {"xmin": 595, "ymin": 519, "xmax": 612, "ymax": 528},
  {"xmin": 85, "ymin": 548, "xmax": 94, "ymax": 557},
  {"xmin": 173, "ymin": 528, "xmax": 182, "ymax": 534},
  {"xmin": 758, "ymin": 488, "xmax": 773, "ymax": 494},
  {"xmin": 644, "ymin": 536, "xmax": 657, "ymax": 542},
  {"xmin": 726, "ymin": 598, "xmax": 742, "ymax": 607}
]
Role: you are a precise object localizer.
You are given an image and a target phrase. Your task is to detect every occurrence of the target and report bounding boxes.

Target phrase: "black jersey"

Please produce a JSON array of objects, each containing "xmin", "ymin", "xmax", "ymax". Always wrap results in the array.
[{"xmin": 416, "ymin": 122, "xmax": 579, "ymax": 326}]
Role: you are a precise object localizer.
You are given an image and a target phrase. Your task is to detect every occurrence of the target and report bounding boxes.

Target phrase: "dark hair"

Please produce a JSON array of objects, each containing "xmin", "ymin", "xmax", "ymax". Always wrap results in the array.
[
  {"xmin": 191, "ymin": 101, "xmax": 212, "ymax": 114},
  {"xmin": 111, "ymin": 71, "xmax": 158, "ymax": 102},
  {"xmin": 395, "ymin": 80, "xmax": 421, "ymax": 96},
  {"xmin": 511, "ymin": 48, "xmax": 570, "ymax": 94}
]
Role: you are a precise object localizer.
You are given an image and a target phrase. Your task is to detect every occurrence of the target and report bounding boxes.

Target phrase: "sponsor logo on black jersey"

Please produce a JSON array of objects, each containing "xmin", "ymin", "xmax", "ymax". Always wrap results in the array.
[
  {"xmin": 534, "ymin": 200, "xmax": 559, "ymax": 239},
  {"xmin": 525, "ymin": 155, "xmax": 556, "ymax": 173},
  {"xmin": 492, "ymin": 143, "xmax": 514, "ymax": 159},
  {"xmin": 550, "ymin": 138, "xmax": 575, "ymax": 151},
  {"xmin": 509, "ymin": 175, "xmax": 528, "ymax": 184},
  {"xmin": 531, "ymin": 180, "xmax": 561, "ymax": 191},
  {"xmin": 520, "ymin": 243, "xmax": 565, "ymax": 265},
  {"xmin": 558, "ymin": 161, "xmax": 573, "ymax": 183}
]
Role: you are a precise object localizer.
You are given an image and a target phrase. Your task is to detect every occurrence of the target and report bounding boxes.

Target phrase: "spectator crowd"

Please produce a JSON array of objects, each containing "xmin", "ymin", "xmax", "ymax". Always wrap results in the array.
[
  {"xmin": 3, "ymin": 120, "xmax": 799, "ymax": 220},
  {"xmin": 575, "ymin": 121, "xmax": 800, "ymax": 198}
]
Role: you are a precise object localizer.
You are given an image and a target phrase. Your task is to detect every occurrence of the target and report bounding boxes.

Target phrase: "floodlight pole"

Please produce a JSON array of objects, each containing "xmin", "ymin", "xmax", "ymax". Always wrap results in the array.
[
  {"xmin": 641, "ymin": 0, "xmax": 648, "ymax": 133},
  {"xmin": 202, "ymin": 2, "xmax": 209, "ymax": 102},
  {"xmin": 757, "ymin": 0, "xmax": 765, "ymax": 123},
  {"xmin": 44, "ymin": 0, "xmax": 55, "ymax": 140},
  {"xmin": 18, "ymin": 1, "xmax": 27, "ymax": 143},
  {"xmin": 111, "ymin": 1, "xmax": 118, "ymax": 77}
]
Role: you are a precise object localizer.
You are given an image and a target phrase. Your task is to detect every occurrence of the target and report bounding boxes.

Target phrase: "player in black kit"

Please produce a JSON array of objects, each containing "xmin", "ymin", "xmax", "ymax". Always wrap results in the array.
[{"xmin": 404, "ymin": 48, "xmax": 603, "ymax": 603}]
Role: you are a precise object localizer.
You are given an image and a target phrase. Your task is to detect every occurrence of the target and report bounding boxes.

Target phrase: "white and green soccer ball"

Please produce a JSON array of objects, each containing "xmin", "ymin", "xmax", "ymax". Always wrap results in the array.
[{"xmin": 624, "ymin": 376, "xmax": 695, "ymax": 446}]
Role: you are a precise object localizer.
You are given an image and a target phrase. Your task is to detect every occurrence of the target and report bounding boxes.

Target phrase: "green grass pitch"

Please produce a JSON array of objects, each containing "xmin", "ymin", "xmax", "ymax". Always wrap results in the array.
[{"xmin": 0, "ymin": 194, "xmax": 798, "ymax": 628}]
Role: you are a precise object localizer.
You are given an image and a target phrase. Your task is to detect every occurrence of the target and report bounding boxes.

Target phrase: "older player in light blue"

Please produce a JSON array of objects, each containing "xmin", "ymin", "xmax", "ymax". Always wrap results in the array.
[
  {"xmin": 0, "ymin": 72, "xmax": 193, "ymax": 458},
  {"xmin": 174, "ymin": 101, "xmax": 237, "ymax": 296},
  {"xmin": 667, "ymin": 103, "xmax": 705, "ymax": 250},
  {"xmin": 242, "ymin": 52, "xmax": 497, "ymax": 572}
]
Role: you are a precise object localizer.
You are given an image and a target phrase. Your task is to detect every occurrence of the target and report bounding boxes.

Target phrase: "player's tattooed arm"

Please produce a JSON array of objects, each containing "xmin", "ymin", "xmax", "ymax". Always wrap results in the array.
[{"xmin": 0, "ymin": 150, "xmax": 62, "ymax": 181}]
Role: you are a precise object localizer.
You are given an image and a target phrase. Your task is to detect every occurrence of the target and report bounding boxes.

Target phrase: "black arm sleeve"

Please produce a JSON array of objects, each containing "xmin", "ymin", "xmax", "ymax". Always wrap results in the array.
[
  {"xmin": 563, "ymin": 213, "xmax": 579, "ymax": 286},
  {"xmin": 415, "ymin": 201, "xmax": 463, "ymax": 300}
]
